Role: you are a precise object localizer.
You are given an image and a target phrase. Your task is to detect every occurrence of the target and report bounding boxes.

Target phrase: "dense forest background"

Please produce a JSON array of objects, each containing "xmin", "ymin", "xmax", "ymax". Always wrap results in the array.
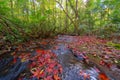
[{"xmin": 0, "ymin": 0, "xmax": 120, "ymax": 43}]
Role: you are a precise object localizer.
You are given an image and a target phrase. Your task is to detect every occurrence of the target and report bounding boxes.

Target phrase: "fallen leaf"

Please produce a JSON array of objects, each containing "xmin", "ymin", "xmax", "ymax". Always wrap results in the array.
[
  {"xmin": 53, "ymin": 74, "xmax": 60, "ymax": 80},
  {"xmin": 99, "ymin": 73, "xmax": 109, "ymax": 80}
]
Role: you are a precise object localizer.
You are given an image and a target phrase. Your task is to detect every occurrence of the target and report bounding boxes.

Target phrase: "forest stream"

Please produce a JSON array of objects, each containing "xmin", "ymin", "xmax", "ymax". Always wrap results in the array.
[
  {"xmin": 1, "ymin": 0, "xmax": 120, "ymax": 80},
  {"xmin": 0, "ymin": 35, "xmax": 120, "ymax": 80}
]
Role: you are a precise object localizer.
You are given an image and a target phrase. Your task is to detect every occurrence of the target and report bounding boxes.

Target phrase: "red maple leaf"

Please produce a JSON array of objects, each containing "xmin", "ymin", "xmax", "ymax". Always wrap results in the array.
[
  {"xmin": 53, "ymin": 69, "xmax": 59, "ymax": 74},
  {"xmin": 31, "ymin": 68, "xmax": 44, "ymax": 79},
  {"xmin": 47, "ymin": 67, "xmax": 53, "ymax": 73},
  {"xmin": 49, "ymin": 63, "xmax": 55, "ymax": 68},
  {"xmin": 99, "ymin": 73, "xmax": 109, "ymax": 80},
  {"xmin": 36, "ymin": 49, "xmax": 42, "ymax": 53},
  {"xmin": 53, "ymin": 74, "xmax": 60, "ymax": 80},
  {"xmin": 59, "ymin": 67, "xmax": 63, "ymax": 73},
  {"xmin": 13, "ymin": 56, "xmax": 17, "ymax": 63}
]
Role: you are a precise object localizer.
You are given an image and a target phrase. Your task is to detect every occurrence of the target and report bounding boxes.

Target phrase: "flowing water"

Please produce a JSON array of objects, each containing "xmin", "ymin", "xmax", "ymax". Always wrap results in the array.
[
  {"xmin": 52, "ymin": 44, "xmax": 99, "ymax": 80},
  {"xmin": 52, "ymin": 35, "xmax": 115, "ymax": 80}
]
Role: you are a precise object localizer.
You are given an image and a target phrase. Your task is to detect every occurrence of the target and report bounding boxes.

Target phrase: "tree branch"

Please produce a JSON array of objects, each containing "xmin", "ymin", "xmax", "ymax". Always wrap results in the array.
[{"xmin": 55, "ymin": 0, "xmax": 78, "ymax": 30}]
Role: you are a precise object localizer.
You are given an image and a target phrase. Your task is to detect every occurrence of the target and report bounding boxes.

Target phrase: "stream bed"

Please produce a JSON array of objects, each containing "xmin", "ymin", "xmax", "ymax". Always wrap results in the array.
[{"xmin": 0, "ymin": 35, "xmax": 118, "ymax": 80}]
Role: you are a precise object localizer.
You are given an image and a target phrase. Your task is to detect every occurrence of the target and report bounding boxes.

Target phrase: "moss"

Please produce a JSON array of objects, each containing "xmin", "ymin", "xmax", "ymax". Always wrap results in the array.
[
  {"xmin": 107, "ymin": 41, "xmax": 120, "ymax": 50},
  {"xmin": 87, "ymin": 54, "xmax": 101, "ymax": 63}
]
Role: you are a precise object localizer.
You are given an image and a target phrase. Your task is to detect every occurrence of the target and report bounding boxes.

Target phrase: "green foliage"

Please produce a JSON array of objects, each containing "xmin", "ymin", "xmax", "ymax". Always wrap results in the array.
[
  {"xmin": 107, "ymin": 41, "xmax": 120, "ymax": 50},
  {"xmin": 0, "ymin": 0, "xmax": 120, "ymax": 43}
]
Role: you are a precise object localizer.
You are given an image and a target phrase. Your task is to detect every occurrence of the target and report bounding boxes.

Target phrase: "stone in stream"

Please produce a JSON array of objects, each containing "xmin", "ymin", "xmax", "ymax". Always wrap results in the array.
[{"xmin": 0, "ymin": 58, "xmax": 30, "ymax": 80}]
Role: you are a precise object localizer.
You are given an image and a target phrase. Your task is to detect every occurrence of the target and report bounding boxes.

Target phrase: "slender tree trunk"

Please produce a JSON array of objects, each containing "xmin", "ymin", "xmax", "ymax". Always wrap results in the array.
[
  {"xmin": 55, "ymin": 0, "xmax": 78, "ymax": 34},
  {"xmin": 10, "ymin": 0, "xmax": 14, "ymax": 17},
  {"xmin": 48, "ymin": 0, "xmax": 50, "ymax": 27},
  {"xmin": 75, "ymin": 0, "xmax": 78, "ymax": 34},
  {"xmin": 32, "ymin": 0, "xmax": 36, "ymax": 15},
  {"xmin": 53, "ymin": 1, "xmax": 56, "ymax": 28},
  {"xmin": 65, "ymin": 0, "xmax": 68, "ymax": 32},
  {"xmin": 60, "ymin": 0, "xmax": 62, "ymax": 29}
]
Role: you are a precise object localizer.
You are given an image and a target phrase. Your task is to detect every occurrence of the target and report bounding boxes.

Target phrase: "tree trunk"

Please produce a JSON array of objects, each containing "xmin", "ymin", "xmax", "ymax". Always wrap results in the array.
[
  {"xmin": 55, "ymin": 0, "xmax": 78, "ymax": 34},
  {"xmin": 10, "ymin": 0, "xmax": 14, "ymax": 17},
  {"xmin": 75, "ymin": 0, "xmax": 79, "ymax": 34}
]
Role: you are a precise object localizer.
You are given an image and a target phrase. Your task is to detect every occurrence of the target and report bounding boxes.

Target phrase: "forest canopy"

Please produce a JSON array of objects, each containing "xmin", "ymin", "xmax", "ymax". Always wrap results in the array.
[{"xmin": 0, "ymin": 0, "xmax": 120, "ymax": 43}]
